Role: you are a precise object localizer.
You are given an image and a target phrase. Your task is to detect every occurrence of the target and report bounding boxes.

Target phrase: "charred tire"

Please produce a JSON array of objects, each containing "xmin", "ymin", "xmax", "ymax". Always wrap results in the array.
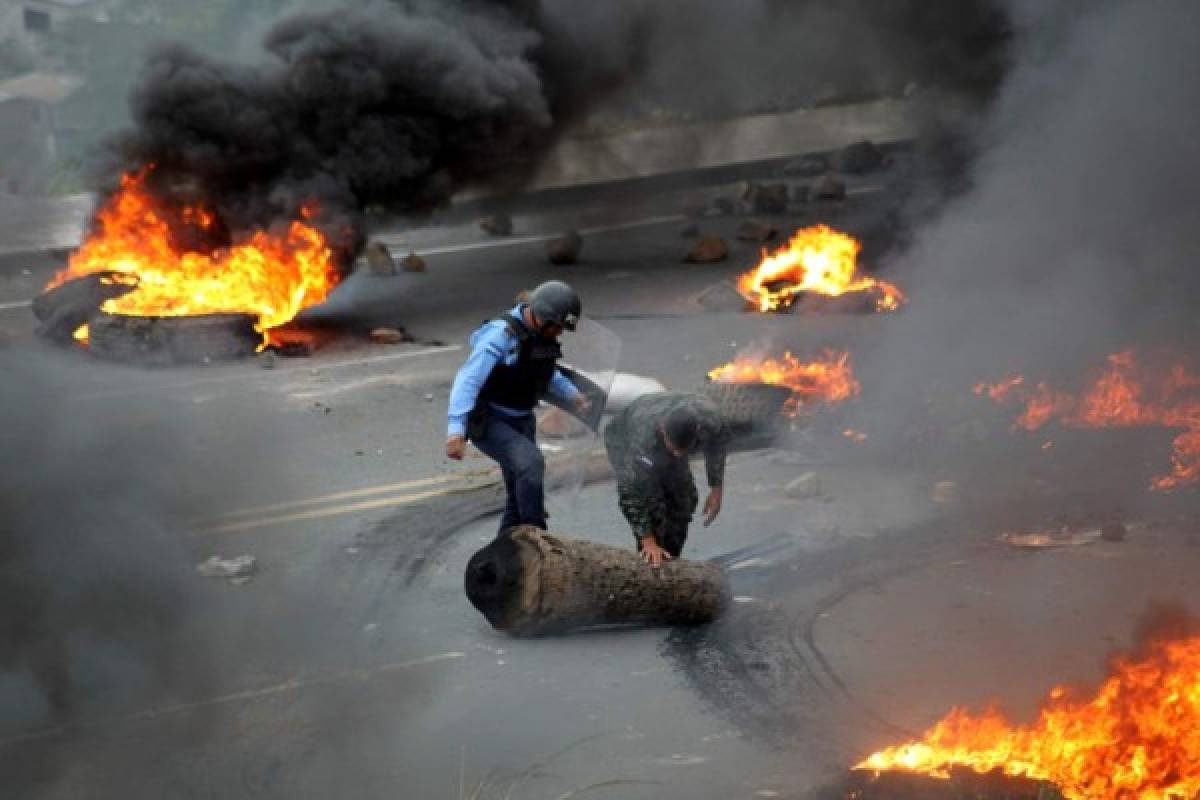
[{"xmin": 88, "ymin": 311, "xmax": 259, "ymax": 366}]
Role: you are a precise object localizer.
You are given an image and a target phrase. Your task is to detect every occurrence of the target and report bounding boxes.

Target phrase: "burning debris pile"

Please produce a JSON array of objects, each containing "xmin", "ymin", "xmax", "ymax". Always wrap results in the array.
[
  {"xmin": 737, "ymin": 225, "xmax": 905, "ymax": 314},
  {"xmin": 41, "ymin": 170, "xmax": 340, "ymax": 352},
  {"xmin": 854, "ymin": 621, "xmax": 1200, "ymax": 800},
  {"xmin": 975, "ymin": 351, "xmax": 1200, "ymax": 490},
  {"xmin": 708, "ymin": 349, "xmax": 860, "ymax": 417},
  {"xmin": 33, "ymin": 0, "xmax": 634, "ymax": 362}
]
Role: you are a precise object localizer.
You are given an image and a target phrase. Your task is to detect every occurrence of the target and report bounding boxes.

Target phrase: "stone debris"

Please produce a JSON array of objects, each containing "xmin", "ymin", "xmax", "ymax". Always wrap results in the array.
[
  {"xmin": 737, "ymin": 181, "xmax": 788, "ymax": 215},
  {"xmin": 364, "ymin": 241, "xmax": 396, "ymax": 276},
  {"xmin": 197, "ymin": 554, "xmax": 257, "ymax": 583},
  {"xmin": 696, "ymin": 281, "xmax": 751, "ymax": 312},
  {"xmin": 790, "ymin": 184, "xmax": 810, "ymax": 203},
  {"xmin": 684, "ymin": 235, "xmax": 729, "ymax": 263},
  {"xmin": 546, "ymin": 230, "xmax": 583, "ymax": 265},
  {"xmin": 784, "ymin": 472, "xmax": 822, "ymax": 499},
  {"xmin": 369, "ymin": 327, "xmax": 410, "ymax": 345},
  {"xmin": 781, "ymin": 154, "xmax": 829, "ymax": 178},
  {"xmin": 811, "ymin": 173, "xmax": 847, "ymax": 201},
  {"xmin": 835, "ymin": 139, "xmax": 887, "ymax": 175},
  {"xmin": 735, "ymin": 219, "xmax": 778, "ymax": 242},
  {"xmin": 931, "ymin": 481, "xmax": 960, "ymax": 505},
  {"xmin": 259, "ymin": 352, "xmax": 277, "ymax": 370},
  {"xmin": 402, "ymin": 252, "xmax": 427, "ymax": 272},
  {"xmin": 679, "ymin": 222, "xmax": 701, "ymax": 239},
  {"xmin": 479, "ymin": 213, "xmax": 513, "ymax": 236}
]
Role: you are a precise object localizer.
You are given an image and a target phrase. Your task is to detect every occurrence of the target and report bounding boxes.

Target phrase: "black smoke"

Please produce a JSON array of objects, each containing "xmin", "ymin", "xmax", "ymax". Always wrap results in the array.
[
  {"xmin": 96, "ymin": 0, "xmax": 1010, "ymax": 265},
  {"xmin": 101, "ymin": 1, "xmax": 573, "ymax": 261}
]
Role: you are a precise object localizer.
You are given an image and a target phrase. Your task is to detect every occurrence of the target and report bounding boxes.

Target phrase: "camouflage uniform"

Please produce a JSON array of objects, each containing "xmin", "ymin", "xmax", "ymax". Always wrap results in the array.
[{"xmin": 603, "ymin": 392, "xmax": 729, "ymax": 557}]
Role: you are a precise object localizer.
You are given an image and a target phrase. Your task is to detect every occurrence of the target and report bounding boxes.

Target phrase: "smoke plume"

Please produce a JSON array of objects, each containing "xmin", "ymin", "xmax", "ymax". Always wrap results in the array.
[{"xmin": 96, "ymin": 0, "xmax": 1009, "ymax": 264}]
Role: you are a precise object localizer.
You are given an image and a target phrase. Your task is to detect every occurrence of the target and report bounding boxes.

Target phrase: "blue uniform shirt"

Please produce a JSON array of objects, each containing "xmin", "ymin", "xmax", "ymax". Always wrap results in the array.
[{"xmin": 446, "ymin": 304, "xmax": 580, "ymax": 437}]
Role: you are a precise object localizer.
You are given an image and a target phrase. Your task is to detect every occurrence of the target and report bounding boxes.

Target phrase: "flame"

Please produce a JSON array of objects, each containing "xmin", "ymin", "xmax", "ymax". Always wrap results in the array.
[
  {"xmin": 736, "ymin": 224, "xmax": 905, "ymax": 312},
  {"xmin": 45, "ymin": 170, "xmax": 340, "ymax": 339},
  {"xmin": 855, "ymin": 633, "xmax": 1200, "ymax": 800},
  {"xmin": 976, "ymin": 351, "xmax": 1200, "ymax": 490},
  {"xmin": 708, "ymin": 349, "xmax": 860, "ymax": 414}
]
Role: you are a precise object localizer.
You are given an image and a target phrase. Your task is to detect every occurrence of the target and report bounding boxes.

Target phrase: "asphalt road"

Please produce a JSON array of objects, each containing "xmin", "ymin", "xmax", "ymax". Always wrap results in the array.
[{"xmin": 2, "ymin": 168, "xmax": 1199, "ymax": 799}]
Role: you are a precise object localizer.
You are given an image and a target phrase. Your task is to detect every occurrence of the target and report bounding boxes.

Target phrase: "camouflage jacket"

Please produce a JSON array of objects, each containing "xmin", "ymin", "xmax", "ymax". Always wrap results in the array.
[{"xmin": 603, "ymin": 392, "xmax": 729, "ymax": 539}]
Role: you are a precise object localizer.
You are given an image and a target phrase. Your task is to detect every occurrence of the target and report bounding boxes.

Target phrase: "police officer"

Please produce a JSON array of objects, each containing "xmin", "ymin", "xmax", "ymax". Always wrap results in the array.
[
  {"xmin": 446, "ymin": 281, "xmax": 589, "ymax": 533},
  {"xmin": 603, "ymin": 392, "xmax": 729, "ymax": 567}
]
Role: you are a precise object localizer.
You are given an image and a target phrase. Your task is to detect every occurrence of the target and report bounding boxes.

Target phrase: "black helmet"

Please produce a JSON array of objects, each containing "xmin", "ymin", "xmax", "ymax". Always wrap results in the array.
[{"xmin": 529, "ymin": 280, "xmax": 581, "ymax": 331}]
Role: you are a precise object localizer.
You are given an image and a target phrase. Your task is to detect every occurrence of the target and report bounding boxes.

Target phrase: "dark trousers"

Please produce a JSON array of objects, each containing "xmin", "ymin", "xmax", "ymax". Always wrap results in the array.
[
  {"xmin": 604, "ymin": 425, "xmax": 698, "ymax": 558},
  {"xmin": 471, "ymin": 412, "xmax": 546, "ymax": 533}
]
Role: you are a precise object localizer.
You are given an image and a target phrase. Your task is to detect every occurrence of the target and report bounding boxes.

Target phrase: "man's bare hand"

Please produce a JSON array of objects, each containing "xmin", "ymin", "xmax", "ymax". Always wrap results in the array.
[
  {"xmin": 639, "ymin": 535, "xmax": 672, "ymax": 568},
  {"xmin": 446, "ymin": 435, "xmax": 466, "ymax": 461},
  {"xmin": 702, "ymin": 485, "xmax": 724, "ymax": 527}
]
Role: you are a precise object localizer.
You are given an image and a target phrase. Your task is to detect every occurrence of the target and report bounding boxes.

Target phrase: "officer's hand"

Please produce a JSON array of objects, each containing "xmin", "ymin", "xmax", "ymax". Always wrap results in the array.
[
  {"xmin": 573, "ymin": 393, "xmax": 592, "ymax": 415},
  {"xmin": 639, "ymin": 535, "xmax": 672, "ymax": 568},
  {"xmin": 703, "ymin": 485, "xmax": 724, "ymax": 527},
  {"xmin": 446, "ymin": 435, "xmax": 467, "ymax": 461}
]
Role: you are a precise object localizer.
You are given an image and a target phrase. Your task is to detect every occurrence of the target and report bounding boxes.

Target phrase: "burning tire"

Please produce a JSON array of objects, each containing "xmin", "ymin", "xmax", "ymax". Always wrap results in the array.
[
  {"xmin": 87, "ymin": 311, "xmax": 260, "ymax": 366},
  {"xmin": 702, "ymin": 381, "xmax": 794, "ymax": 436}
]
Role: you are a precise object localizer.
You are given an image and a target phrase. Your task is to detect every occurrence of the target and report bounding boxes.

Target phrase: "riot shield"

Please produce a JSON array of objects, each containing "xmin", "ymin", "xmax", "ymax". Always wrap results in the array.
[{"xmin": 541, "ymin": 316, "xmax": 621, "ymax": 522}]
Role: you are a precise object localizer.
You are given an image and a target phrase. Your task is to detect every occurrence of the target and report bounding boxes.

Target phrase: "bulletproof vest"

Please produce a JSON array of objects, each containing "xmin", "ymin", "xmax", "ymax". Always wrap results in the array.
[{"xmin": 477, "ymin": 312, "xmax": 562, "ymax": 411}]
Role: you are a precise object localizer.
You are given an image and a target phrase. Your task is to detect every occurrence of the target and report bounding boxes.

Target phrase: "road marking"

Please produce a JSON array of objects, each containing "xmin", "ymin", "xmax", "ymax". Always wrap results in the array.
[
  {"xmin": 73, "ymin": 344, "xmax": 462, "ymax": 401},
  {"xmin": 377, "ymin": 214, "xmax": 686, "ymax": 255},
  {"xmin": 0, "ymin": 299, "xmax": 32, "ymax": 311},
  {"xmin": 0, "ymin": 651, "xmax": 465, "ymax": 748},
  {"xmin": 199, "ymin": 483, "xmax": 491, "ymax": 534},
  {"xmin": 206, "ymin": 473, "xmax": 467, "ymax": 522}
]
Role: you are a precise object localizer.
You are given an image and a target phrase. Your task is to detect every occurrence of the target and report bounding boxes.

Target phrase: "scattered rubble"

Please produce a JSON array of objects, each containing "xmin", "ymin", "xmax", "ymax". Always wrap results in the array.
[
  {"xmin": 781, "ymin": 154, "xmax": 829, "ymax": 178},
  {"xmin": 811, "ymin": 174, "xmax": 847, "ymax": 201},
  {"xmin": 479, "ymin": 213, "xmax": 513, "ymax": 236},
  {"xmin": 835, "ymin": 139, "xmax": 887, "ymax": 174},
  {"xmin": 738, "ymin": 182, "xmax": 789, "ymax": 215},
  {"xmin": 696, "ymin": 281, "xmax": 751, "ymax": 312},
  {"xmin": 364, "ymin": 241, "xmax": 397, "ymax": 276},
  {"xmin": 684, "ymin": 236, "xmax": 729, "ymax": 263},
  {"xmin": 546, "ymin": 230, "xmax": 583, "ymax": 265},
  {"xmin": 784, "ymin": 472, "xmax": 822, "ymax": 499},
  {"xmin": 402, "ymin": 252, "xmax": 427, "ymax": 272},
  {"xmin": 679, "ymin": 222, "xmax": 701, "ymax": 239},
  {"xmin": 259, "ymin": 352, "xmax": 277, "ymax": 369},
  {"xmin": 369, "ymin": 326, "xmax": 411, "ymax": 345},
  {"xmin": 196, "ymin": 554, "xmax": 257, "ymax": 584},
  {"xmin": 735, "ymin": 219, "xmax": 779, "ymax": 242}
]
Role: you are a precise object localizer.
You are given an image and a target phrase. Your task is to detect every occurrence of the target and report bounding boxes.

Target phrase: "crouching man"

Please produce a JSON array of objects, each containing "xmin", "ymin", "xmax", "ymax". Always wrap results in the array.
[{"xmin": 604, "ymin": 392, "xmax": 729, "ymax": 567}]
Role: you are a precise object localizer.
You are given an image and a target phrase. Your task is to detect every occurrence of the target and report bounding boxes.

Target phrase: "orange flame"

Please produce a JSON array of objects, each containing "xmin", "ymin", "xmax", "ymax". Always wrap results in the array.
[
  {"xmin": 46, "ymin": 170, "xmax": 340, "ymax": 340},
  {"xmin": 736, "ymin": 224, "xmax": 905, "ymax": 313},
  {"xmin": 975, "ymin": 351, "xmax": 1200, "ymax": 490},
  {"xmin": 708, "ymin": 349, "xmax": 860, "ymax": 414},
  {"xmin": 855, "ymin": 633, "xmax": 1200, "ymax": 800}
]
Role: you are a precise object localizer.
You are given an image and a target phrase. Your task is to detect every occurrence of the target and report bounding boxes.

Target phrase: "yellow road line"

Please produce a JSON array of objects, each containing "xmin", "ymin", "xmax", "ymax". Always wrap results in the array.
[
  {"xmin": 199, "ymin": 482, "xmax": 495, "ymax": 534},
  {"xmin": 206, "ymin": 473, "xmax": 468, "ymax": 521}
]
